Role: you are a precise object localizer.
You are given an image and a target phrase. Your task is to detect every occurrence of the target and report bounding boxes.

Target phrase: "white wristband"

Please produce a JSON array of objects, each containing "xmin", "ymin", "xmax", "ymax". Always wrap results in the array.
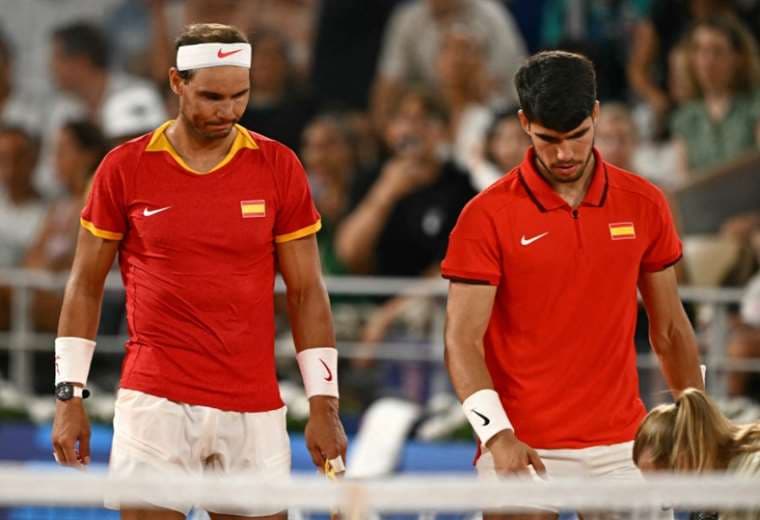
[
  {"xmin": 54, "ymin": 337, "xmax": 96, "ymax": 386},
  {"xmin": 296, "ymin": 347, "xmax": 339, "ymax": 398},
  {"xmin": 462, "ymin": 389, "xmax": 512, "ymax": 446}
]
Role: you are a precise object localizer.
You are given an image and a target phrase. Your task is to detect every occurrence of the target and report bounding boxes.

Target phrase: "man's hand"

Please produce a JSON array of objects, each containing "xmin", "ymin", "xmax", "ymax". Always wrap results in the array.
[
  {"xmin": 51, "ymin": 398, "xmax": 91, "ymax": 468},
  {"xmin": 487, "ymin": 430, "xmax": 546, "ymax": 477},
  {"xmin": 376, "ymin": 157, "xmax": 437, "ymax": 202},
  {"xmin": 304, "ymin": 396, "xmax": 348, "ymax": 472}
]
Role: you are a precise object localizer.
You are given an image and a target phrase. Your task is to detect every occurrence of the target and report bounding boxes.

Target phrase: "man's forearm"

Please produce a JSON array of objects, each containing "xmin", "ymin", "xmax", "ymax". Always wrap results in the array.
[
  {"xmin": 57, "ymin": 275, "xmax": 105, "ymax": 339},
  {"xmin": 335, "ymin": 187, "xmax": 395, "ymax": 272},
  {"xmin": 445, "ymin": 338, "xmax": 495, "ymax": 402},
  {"xmin": 651, "ymin": 322, "xmax": 704, "ymax": 394},
  {"xmin": 287, "ymin": 281, "xmax": 335, "ymax": 351}
]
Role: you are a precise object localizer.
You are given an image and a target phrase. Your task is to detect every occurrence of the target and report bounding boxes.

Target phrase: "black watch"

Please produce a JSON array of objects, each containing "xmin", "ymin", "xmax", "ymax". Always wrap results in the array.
[{"xmin": 54, "ymin": 382, "xmax": 90, "ymax": 401}]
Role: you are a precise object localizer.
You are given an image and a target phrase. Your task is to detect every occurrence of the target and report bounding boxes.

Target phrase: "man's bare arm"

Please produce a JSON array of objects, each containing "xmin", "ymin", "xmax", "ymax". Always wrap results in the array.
[
  {"xmin": 276, "ymin": 234, "xmax": 347, "ymax": 470},
  {"xmin": 58, "ymin": 228, "xmax": 119, "ymax": 338},
  {"xmin": 445, "ymin": 281, "xmax": 498, "ymax": 400},
  {"xmin": 276, "ymin": 234, "xmax": 335, "ymax": 351},
  {"xmin": 52, "ymin": 227, "xmax": 118, "ymax": 468},
  {"xmin": 639, "ymin": 266, "xmax": 704, "ymax": 394},
  {"xmin": 445, "ymin": 281, "xmax": 546, "ymax": 474}
]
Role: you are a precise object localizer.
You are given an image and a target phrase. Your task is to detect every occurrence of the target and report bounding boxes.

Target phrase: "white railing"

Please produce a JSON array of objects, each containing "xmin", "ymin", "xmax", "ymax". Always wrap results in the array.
[{"xmin": 0, "ymin": 268, "xmax": 750, "ymax": 400}]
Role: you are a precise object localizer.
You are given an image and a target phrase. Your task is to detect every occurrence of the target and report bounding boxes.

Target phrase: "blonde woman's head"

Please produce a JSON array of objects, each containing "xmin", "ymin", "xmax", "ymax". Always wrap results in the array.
[{"xmin": 633, "ymin": 388, "xmax": 739, "ymax": 472}]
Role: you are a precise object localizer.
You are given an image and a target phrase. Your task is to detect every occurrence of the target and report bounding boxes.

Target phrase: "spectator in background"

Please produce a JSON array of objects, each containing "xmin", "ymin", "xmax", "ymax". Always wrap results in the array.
[
  {"xmin": 239, "ymin": 29, "xmax": 316, "ymax": 151},
  {"xmin": 337, "ymin": 88, "xmax": 475, "ymax": 377},
  {"xmin": 337, "ymin": 87, "xmax": 476, "ymax": 277},
  {"xmin": 371, "ymin": 0, "xmax": 526, "ymax": 131},
  {"xmin": 672, "ymin": 17, "xmax": 760, "ymax": 180},
  {"xmin": 301, "ymin": 113, "xmax": 359, "ymax": 276},
  {"xmin": 24, "ymin": 120, "xmax": 108, "ymax": 332},
  {"xmin": 596, "ymin": 102, "xmax": 639, "ymax": 172},
  {"xmin": 540, "ymin": 0, "xmax": 649, "ymax": 101},
  {"xmin": 0, "ymin": 31, "xmax": 40, "ymax": 133},
  {"xmin": 36, "ymin": 21, "xmax": 165, "ymax": 197},
  {"xmin": 628, "ymin": 0, "xmax": 737, "ymax": 136},
  {"xmin": 435, "ymin": 27, "xmax": 500, "ymax": 179},
  {"xmin": 725, "ymin": 327, "xmax": 760, "ymax": 403},
  {"xmin": 467, "ymin": 108, "xmax": 529, "ymax": 191},
  {"xmin": 0, "ymin": 126, "xmax": 45, "ymax": 330}
]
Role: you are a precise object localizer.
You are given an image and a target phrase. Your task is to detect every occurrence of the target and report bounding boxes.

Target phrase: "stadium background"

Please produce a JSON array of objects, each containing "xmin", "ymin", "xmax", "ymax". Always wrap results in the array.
[{"xmin": 0, "ymin": 0, "xmax": 759, "ymax": 518}]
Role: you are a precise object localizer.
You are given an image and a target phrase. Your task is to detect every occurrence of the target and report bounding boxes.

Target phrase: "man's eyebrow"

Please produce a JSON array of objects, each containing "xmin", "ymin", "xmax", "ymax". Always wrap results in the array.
[{"xmin": 535, "ymin": 126, "xmax": 590, "ymax": 142}]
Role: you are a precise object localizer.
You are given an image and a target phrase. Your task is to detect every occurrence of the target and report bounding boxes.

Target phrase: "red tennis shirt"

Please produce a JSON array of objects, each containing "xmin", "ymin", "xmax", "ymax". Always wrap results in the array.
[
  {"xmin": 441, "ymin": 147, "xmax": 682, "ymax": 449},
  {"xmin": 81, "ymin": 121, "xmax": 321, "ymax": 412}
]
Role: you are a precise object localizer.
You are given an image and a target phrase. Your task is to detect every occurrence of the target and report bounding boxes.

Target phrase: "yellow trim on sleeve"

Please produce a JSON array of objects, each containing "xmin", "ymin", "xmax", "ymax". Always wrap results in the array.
[
  {"xmin": 80, "ymin": 218, "xmax": 124, "ymax": 240},
  {"xmin": 274, "ymin": 220, "xmax": 322, "ymax": 243}
]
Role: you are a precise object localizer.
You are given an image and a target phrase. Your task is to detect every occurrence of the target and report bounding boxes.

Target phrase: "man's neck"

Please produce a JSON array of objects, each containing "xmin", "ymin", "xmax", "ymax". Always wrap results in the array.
[
  {"xmin": 537, "ymin": 153, "xmax": 595, "ymax": 209},
  {"xmin": 166, "ymin": 117, "xmax": 238, "ymax": 173}
]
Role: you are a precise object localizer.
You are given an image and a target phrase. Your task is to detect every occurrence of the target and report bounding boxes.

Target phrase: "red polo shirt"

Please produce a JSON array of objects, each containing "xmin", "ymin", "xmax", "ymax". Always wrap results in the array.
[
  {"xmin": 441, "ymin": 147, "xmax": 682, "ymax": 449},
  {"xmin": 81, "ymin": 122, "xmax": 320, "ymax": 412}
]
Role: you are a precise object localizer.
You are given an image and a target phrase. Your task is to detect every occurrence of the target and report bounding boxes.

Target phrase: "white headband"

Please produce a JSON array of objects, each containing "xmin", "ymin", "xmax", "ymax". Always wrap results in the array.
[{"xmin": 176, "ymin": 43, "xmax": 251, "ymax": 71}]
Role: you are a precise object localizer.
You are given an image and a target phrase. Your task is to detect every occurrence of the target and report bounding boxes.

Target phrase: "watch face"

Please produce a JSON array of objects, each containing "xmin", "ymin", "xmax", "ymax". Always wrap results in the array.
[{"xmin": 55, "ymin": 383, "xmax": 73, "ymax": 400}]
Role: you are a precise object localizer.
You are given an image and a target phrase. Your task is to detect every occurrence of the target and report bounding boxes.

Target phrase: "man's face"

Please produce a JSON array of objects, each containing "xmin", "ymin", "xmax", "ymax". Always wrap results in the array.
[
  {"xmin": 384, "ymin": 94, "xmax": 441, "ymax": 159},
  {"xmin": 519, "ymin": 102, "xmax": 599, "ymax": 184},
  {"xmin": 595, "ymin": 113, "xmax": 636, "ymax": 170},
  {"xmin": 50, "ymin": 40, "xmax": 82, "ymax": 92},
  {"xmin": 171, "ymin": 66, "xmax": 250, "ymax": 140}
]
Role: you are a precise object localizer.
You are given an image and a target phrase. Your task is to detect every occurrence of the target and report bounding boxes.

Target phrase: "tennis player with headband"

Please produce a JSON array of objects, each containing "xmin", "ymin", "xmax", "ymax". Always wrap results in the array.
[{"xmin": 51, "ymin": 23, "xmax": 346, "ymax": 519}]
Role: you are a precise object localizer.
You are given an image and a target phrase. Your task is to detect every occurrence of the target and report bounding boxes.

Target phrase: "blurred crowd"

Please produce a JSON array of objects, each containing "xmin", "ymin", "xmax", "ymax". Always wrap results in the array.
[{"xmin": 0, "ymin": 0, "xmax": 759, "ymax": 419}]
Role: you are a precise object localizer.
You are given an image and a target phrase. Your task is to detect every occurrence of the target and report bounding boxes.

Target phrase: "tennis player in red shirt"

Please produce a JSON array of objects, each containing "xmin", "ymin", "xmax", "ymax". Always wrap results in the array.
[
  {"xmin": 443, "ymin": 51, "xmax": 704, "ymax": 516},
  {"xmin": 51, "ymin": 23, "xmax": 346, "ymax": 519}
]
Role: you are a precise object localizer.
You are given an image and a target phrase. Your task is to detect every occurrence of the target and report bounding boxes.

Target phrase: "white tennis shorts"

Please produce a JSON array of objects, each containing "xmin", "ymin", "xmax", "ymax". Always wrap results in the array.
[
  {"xmin": 105, "ymin": 388, "xmax": 290, "ymax": 516},
  {"xmin": 476, "ymin": 441, "xmax": 672, "ymax": 519}
]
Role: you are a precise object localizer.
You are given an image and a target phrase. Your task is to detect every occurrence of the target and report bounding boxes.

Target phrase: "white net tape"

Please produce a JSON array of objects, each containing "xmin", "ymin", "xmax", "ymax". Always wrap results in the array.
[{"xmin": 0, "ymin": 466, "xmax": 759, "ymax": 514}]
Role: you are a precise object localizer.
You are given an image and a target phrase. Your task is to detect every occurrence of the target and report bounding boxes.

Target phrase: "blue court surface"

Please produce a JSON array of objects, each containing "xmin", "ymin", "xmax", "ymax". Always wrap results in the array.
[{"xmin": 0, "ymin": 423, "xmax": 476, "ymax": 519}]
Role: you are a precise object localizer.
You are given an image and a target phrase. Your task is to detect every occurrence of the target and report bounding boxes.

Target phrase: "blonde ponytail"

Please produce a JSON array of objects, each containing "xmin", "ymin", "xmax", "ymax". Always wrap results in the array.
[
  {"xmin": 671, "ymin": 388, "xmax": 735, "ymax": 471},
  {"xmin": 634, "ymin": 388, "xmax": 760, "ymax": 472}
]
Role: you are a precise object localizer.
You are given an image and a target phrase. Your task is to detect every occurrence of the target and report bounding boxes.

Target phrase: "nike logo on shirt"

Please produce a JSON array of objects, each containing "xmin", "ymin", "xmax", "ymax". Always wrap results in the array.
[
  {"xmin": 471, "ymin": 409, "xmax": 490, "ymax": 426},
  {"xmin": 143, "ymin": 206, "xmax": 171, "ymax": 217},
  {"xmin": 520, "ymin": 232, "xmax": 549, "ymax": 246}
]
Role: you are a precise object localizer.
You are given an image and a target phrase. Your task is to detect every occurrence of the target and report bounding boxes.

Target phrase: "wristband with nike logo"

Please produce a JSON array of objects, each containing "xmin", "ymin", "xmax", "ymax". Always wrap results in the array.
[
  {"xmin": 462, "ymin": 389, "xmax": 512, "ymax": 445},
  {"xmin": 297, "ymin": 347, "xmax": 339, "ymax": 398}
]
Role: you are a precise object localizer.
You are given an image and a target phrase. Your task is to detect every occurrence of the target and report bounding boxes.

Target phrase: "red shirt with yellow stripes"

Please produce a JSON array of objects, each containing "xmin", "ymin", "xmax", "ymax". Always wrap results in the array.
[{"xmin": 81, "ymin": 121, "xmax": 321, "ymax": 412}]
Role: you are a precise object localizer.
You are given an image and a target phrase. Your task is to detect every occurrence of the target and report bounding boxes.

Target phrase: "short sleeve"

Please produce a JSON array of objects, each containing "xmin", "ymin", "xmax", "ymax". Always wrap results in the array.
[
  {"xmin": 641, "ymin": 189, "xmax": 683, "ymax": 272},
  {"xmin": 80, "ymin": 151, "xmax": 128, "ymax": 240},
  {"xmin": 272, "ymin": 146, "xmax": 321, "ymax": 243},
  {"xmin": 441, "ymin": 198, "xmax": 502, "ymax": 285}
]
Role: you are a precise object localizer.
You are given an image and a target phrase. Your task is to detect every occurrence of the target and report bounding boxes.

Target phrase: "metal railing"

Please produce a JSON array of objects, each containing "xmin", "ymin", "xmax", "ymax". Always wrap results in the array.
[{"xmin": 0, "ymin": 268, "xmax": 751, "ymax": 401}]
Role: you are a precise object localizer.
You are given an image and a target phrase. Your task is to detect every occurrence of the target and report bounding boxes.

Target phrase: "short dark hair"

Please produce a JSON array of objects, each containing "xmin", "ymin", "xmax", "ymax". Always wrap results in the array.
[
  {"xmin": 52, "ymin": 22, "xmax": 110, "ymax": 69},
  {"xmin": 175, "ymin": 23, "xmax": 248, "ymax": 81},
  {"xmin": 514, "ymin": 51, "xmax": 597, "ymax": 132}
]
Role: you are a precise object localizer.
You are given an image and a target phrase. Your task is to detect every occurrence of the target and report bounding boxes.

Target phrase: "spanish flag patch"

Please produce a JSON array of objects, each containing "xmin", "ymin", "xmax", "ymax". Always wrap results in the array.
[
  {"xmin": 609, "ymin": 222, "xmax": 636, "ymax": 240},
  {"xmin": 241, "ymin": 199, "xmax": 266, "ymax": 218}
]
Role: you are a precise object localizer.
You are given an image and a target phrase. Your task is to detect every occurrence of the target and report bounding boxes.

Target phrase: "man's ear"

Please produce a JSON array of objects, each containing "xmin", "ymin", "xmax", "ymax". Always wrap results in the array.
[
  {"xmin": 518, "ymin": 109, "xmax": 531, "ymax": 135},
  {"xmin": 168, "ymin": 68, "xmax": 183, "ymax": 95},
  {"xmin": 591, "ymin": 100, "xmax": 601, "ymax": 125}
]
